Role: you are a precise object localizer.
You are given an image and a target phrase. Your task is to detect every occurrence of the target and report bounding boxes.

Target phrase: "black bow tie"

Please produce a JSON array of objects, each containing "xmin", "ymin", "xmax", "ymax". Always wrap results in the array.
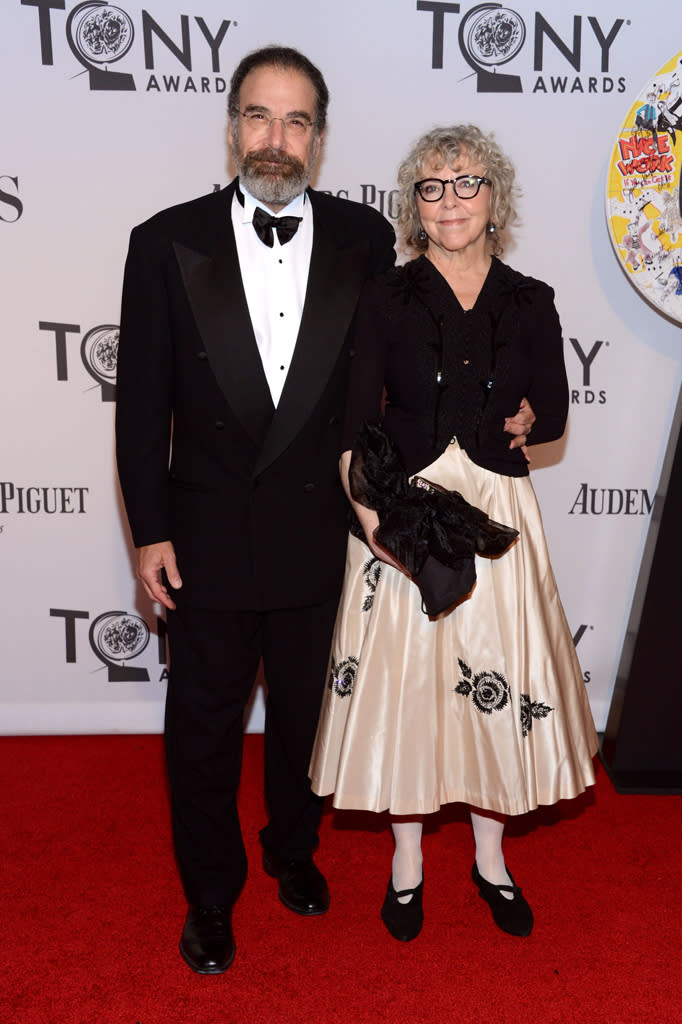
[{"xmin": 252, "ymin": 205, "xmax": 302, "ymax": 247}]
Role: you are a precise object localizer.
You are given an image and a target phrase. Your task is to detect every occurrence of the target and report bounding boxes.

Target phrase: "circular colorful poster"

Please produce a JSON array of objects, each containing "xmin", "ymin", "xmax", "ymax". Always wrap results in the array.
[{"xmin": 606, "ymin": 50, "xmax": 682, "ymax": 324}]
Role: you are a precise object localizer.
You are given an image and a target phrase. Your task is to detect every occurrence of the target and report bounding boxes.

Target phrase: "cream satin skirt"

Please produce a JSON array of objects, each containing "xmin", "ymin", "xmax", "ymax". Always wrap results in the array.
[{"xmin": 309, "ymin": 440, "xmax": 598, "ymax": 816}]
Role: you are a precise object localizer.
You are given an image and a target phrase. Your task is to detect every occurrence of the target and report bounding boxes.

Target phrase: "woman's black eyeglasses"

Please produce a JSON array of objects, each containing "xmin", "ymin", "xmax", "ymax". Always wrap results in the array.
[{"xmin": 414, "ymin": 176, "xmax": 491, "ymax": 201}]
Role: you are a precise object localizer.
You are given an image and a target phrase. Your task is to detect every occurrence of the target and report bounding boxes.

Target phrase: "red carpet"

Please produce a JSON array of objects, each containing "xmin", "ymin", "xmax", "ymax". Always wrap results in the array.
[{"xmin": 1, "ymin": 734, "xmax": 680, "ymax": 1024}]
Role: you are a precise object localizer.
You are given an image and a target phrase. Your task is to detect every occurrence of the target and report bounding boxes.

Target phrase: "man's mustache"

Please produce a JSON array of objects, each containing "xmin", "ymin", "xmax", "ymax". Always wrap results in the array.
[{"xmin": 244, "ymin": 148, "xmax": 305, "ymax": 175}]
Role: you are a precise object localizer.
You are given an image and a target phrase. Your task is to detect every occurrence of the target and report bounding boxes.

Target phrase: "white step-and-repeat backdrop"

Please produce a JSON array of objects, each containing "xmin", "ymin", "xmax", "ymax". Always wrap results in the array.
[{"xmin": 2, "ymin": 0, "xmax": 681, "ymax": 734}]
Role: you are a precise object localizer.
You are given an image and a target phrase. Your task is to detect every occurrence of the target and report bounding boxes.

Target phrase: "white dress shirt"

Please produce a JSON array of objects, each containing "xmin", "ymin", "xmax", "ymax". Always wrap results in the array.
[{"xmin": 231, "ymin": 183, "xmax": 313, "ymax": 407}]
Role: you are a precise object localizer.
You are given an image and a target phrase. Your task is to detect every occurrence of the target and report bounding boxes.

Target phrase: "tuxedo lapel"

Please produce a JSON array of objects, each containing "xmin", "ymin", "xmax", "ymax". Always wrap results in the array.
[
  {"xmin": 173, "ymin": 191, "xmax": 274, "ymax": 448},
  {"xmin": 253, "ymin": 193, "xmax": 369, "ymax": 477}
]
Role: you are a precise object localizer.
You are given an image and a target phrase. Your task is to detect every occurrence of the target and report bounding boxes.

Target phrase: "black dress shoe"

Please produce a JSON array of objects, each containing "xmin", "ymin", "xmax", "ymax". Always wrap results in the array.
[
  {"xmin": 262, "ymin": 852, "xmax": 330, "ymax": 916},
  {"xmin": 381, "ymin": 876, "xmax": 424, "ymax": 942},
  {"xmin": 179, "ymin": 905, "xmax": 236, "ymax": 974},
  {"xmin": 472, "ymin": 862, "xmax": 534, "ymax": 937}
]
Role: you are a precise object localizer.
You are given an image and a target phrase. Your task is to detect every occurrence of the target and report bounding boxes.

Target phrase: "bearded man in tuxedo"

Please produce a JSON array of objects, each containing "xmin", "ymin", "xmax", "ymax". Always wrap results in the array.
[{"xmin": 115, "ymin": 45, "xmax": 396, "ymax": 973}]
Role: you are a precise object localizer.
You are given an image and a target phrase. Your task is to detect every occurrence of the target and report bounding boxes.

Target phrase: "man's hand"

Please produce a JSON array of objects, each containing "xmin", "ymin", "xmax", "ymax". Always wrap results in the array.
[
  {"xmin": 137, "ymin": 541, "xmax": 182, "ymax": 610},
  {"xmin": 504, "ymin": 397, "xmax": 536, "ymax": 460}
]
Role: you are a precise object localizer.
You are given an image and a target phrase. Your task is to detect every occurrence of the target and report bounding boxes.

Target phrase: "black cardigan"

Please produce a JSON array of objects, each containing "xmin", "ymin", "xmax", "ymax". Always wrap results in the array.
[{"xmin": 341, "ymin": 255, "xmax": 568, "ymax": 478}]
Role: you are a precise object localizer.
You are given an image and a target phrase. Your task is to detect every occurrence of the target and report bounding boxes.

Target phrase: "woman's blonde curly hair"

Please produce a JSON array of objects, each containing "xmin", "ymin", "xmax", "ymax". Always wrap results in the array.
[{"xmin": 396, "ymin": 124, "xmax": 518, "ymax": 257}]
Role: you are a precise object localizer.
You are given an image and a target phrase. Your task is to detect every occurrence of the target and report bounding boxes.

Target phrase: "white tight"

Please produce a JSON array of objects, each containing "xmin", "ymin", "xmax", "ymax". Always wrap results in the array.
[{"xmin": 391, "ymin": 809, "xmax": 511, "ymax": 897}]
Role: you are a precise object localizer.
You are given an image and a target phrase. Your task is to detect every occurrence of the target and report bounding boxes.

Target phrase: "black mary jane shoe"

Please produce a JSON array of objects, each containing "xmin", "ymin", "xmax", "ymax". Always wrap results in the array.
[
  {"xmin": 262, "ymin": 852, "xmax": 330, "ymax": 916},
  {"xmin": 380, "ymin": 876, "xmax": 424, "ymax": 942},
  {"xmin": 471, "ymin": 862, "xmax": 534, "ymax": 937},
  {"xmin": 179, "ymin": 904, "xmax": 236, "ymax": 974}
]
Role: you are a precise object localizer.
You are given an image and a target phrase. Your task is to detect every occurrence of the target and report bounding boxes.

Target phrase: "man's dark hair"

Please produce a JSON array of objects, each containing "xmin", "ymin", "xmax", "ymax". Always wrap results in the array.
[{"xmin": 228, "ymin": 45, "xmax": 329, "ymax": 130}]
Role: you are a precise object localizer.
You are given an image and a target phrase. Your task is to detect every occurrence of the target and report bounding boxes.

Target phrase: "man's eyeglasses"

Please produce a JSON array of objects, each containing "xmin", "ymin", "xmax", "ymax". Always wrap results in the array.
[
  {"xmin": 414, "ymin": 176, "xmax": 492, "ymax": 201},
  {"xmin": 232, "ymin": 109, "xmax": 314, "ymax": 137}
]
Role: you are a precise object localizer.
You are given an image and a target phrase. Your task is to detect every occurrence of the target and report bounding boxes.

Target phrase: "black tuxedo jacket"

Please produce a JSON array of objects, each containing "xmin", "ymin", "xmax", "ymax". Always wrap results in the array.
[{"xmin": 115, "ymin": 181, "xmax": 396, "ymax": 610}]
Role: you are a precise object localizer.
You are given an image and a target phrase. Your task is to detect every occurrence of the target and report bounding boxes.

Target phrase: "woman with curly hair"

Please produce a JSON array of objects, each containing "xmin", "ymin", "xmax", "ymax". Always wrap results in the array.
[{"xmin": 309, "ymin": 125, "xmax": 598, "ymax": 942}]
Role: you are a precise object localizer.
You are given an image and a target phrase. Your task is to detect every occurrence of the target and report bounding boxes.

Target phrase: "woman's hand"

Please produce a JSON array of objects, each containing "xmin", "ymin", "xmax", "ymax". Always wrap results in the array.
[
  {"xmin": 340, "ymin": 448, "xmax": 410, "ymax": 574},
  {"xmin": 367, "ymin": 531, "xmax": 410, "ymax": 575}
]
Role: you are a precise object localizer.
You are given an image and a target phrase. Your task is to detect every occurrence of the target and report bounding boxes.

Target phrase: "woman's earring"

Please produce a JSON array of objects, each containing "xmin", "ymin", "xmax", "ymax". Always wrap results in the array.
[
  {"xmin": 418, "ymin": 227, "xmax": 427, "ymax": 242},
  {"xmin": 488, "ymin": 222, "xmax": 496, "ymax": 234}
]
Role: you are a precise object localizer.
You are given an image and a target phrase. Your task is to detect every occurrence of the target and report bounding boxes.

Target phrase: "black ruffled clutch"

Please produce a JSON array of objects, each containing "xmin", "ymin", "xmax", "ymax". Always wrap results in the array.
[{"xmin": 349, "ymin": 423, "xmax": 519, "ymax": 616}]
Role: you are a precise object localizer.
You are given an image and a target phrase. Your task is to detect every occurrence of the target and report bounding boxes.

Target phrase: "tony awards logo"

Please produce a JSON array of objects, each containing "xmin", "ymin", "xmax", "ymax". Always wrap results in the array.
[
  {"xmin": 89, "ymin": 611, "xmax": 149, "ymax": 681},
  {"xmin": 41, "ymin": 321, "xmax": 118, "ymax": 402},
  {"xmin": 459, "ymin": 3, "xmax": 525, "ymax": 92},
  {"xmin": 21, "ymin": 0, "xmax": 236, "ymax": 94},
  {"xmin": 81, "ymin": 325, "xmax": 119, "ymax": 397},
  {"xmin": 67, "ymin": 2, "xmax": 135, "ymax": 90},
  {"xmin": 417, "ymin": 1, "xmax": 628, "ymax": 95},
  {"xmin": 50, "ymin": 607, "xmax": 168, "ymax": 682}
]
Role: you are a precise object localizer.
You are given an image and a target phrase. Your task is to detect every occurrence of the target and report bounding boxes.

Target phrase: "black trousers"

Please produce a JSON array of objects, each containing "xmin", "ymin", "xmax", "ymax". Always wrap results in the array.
[{"xmin": 164, "ymin": 596, "xmax": 339, "ymax": 907}]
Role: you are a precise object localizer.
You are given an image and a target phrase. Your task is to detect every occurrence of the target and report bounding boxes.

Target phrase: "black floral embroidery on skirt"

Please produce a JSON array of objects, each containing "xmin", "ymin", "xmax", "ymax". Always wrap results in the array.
[
  {"xmin": 328, "ymin": 656, "xmax": 359, "ymax": 699},
  {"xmin": 520, "ymin": 694, "xmax": 553, "ymax": 737},
  {"xmin": 362, "ymin": 557, "xmax": 382, "ymax": 611},
  {"xmin": 455, "ymin": 660, "xmax": 554, "ymax": 735},
  {"xmin": 455, "ymin": 658, "xmax": 509, "ymax": 714}
]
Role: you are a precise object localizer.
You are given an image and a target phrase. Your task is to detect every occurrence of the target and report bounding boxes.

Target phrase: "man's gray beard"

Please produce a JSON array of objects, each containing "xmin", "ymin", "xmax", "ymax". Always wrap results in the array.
[{"xmin": 232, "ymin": 137, "xmax": 315, "ymax": 207}]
